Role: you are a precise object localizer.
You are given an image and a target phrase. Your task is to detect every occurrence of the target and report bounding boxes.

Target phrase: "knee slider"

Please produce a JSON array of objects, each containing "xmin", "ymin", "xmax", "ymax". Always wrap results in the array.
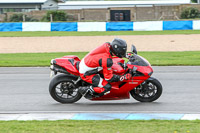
[
  {"xmin": 92, "ymin": 75, "xmax": 100, "ymax": 87},
  {"xmin": 103, "ymin": 83, "xmax": 111, "ymax": 92}
]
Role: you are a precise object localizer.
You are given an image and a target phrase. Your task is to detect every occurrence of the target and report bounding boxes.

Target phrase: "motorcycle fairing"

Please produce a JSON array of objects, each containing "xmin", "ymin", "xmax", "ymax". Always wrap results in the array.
[
  {"xmin": 91, "ymin": 65, "xmax": 152, "ymax": 100},
  {"xmin": 54, "ymin": 55, "xmax": 80, "ymax": 76}
]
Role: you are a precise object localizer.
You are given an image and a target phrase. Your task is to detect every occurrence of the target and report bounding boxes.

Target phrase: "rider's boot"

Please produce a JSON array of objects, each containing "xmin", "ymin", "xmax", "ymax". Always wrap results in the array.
[{"xmin": 78, "ymin": 86, "xmax": 94, "ymax": 99}]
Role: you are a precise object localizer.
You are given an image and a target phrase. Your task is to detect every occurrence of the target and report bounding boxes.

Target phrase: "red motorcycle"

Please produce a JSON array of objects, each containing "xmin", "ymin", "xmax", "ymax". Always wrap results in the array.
[{"xmin": 49, "ymin": 45, "xmax": 162, "ymax": 103}]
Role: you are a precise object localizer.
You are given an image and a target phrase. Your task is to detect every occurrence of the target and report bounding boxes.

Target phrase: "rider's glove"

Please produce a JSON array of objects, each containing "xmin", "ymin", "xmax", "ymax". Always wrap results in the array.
[
  {"xmin": 120, "ymin": 73, "xmax": 132, "ymax": 81},
  {"xmin": 107, "ymin": 75, "xmax": 120, "ymax": 82}
]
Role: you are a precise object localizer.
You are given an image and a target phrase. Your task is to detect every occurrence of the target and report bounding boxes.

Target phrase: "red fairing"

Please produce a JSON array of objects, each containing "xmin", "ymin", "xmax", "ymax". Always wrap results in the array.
[
  {"xmin": 92, "ymin": 82, "xmax": 130, "ymax": 100},
  {"xmin": 92, "ymin": 58, "xmax": 153, "ymax": 100},
  {"xmin": 127, "ymin": 64, "xmax": 153, "ymax": 77},
  {"xmin": 55, "ymin": 56, "xmax": 80, "ymax": 76},
  {"xmin": 62, "ymin": 55, "xmax": 80, "ymax": 61}
]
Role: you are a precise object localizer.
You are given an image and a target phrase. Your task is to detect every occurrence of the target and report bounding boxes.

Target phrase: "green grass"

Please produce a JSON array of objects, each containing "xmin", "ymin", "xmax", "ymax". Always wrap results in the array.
[
  {"xmin": 0, "ymin": 120, "xmax": 199, "ymax": 133},
  {"xmin": 1, "ymin": 30, "xmax": 200, "ymax": 37},
  {"xmin": 0, "ymin": 51, "xmax": 200, "ymax": 67},
  {"xmin": 0, "ymin": 52, "xmax": 87, "ymax": 67}
]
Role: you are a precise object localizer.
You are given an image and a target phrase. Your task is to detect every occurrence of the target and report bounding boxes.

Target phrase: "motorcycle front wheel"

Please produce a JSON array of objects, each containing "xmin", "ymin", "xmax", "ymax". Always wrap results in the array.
[
  {"xmin": 49, "ymin": 74, "xmax": 82, "ymax": 103},
  {"xmin": 130, "ymin": 77, "xmax": 162, "ymax": 102}
]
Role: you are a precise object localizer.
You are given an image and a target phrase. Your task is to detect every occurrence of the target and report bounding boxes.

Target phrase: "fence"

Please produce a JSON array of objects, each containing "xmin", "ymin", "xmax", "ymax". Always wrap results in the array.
[{"xmin": 0, "ymin": 20, "xmax": 200, "ymax": 32}]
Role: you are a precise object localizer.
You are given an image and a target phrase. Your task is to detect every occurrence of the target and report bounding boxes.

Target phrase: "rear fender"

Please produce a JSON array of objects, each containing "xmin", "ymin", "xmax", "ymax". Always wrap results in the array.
[{"xmin": 51, "ymin": 74, "xmax": 78, "ymax": 81}]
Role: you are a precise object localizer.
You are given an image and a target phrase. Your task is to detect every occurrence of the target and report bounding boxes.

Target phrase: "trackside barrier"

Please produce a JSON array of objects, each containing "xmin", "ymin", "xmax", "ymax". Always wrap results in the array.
[
  {"xmin": 193, "ymin": 20, "xmax": 200, "ymax": 30},
  {"xmin": 51, "ymin": 22, "xmax": 77, "ymax": 31},
  {"xmin": 133, "ymin": 21, "xmax": 163, "ymax": 31},
  {"xmin": 0, "ymin": 23, "xmax": 22, "ymax": 31},
  {"xmin": 78, "ymin": 22, "xmax": 106, "ymax": 31},
  {"xmin": 106, "ymin": 22, "xmax": 133, "ymax": 31},
  {"xmin": 163, "ymin": 20, "xmax": 193, "ymax": 30},
  {"xmin": 0, "ymin": 20, "xmax": 200, "ymax": 32},
  {"xmin": 23, "ymin": 22, "xmax": 51, "ymax": 31}
]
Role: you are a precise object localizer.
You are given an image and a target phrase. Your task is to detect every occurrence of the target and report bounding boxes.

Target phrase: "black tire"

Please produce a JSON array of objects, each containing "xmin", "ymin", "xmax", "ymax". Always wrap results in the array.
[
  {"xmin": 130, "ymin": 77, "xmax": 162, "ymax": 102},
  {"xmin": 49, "ymin": 74, "xmax": 82, "ymax": 103}
]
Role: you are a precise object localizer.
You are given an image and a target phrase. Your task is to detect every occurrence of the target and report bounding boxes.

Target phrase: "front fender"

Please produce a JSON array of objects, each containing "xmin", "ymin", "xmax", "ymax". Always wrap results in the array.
[{"xmin": 147, "ymin": 77, "xmax": 157, "ymax": 81}]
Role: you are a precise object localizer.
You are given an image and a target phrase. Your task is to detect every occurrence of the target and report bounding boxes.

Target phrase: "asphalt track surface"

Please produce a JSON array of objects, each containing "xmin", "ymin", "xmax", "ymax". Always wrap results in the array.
[{"xmin": 0, "ymin": 66, "xmax": 200, "ymax": 114}]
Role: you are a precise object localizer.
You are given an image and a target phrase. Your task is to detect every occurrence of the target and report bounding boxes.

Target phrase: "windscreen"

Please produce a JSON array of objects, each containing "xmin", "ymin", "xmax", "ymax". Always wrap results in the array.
[{"xmin": 127, "ymin": 55, "xmax": 150, "ymax": 66}]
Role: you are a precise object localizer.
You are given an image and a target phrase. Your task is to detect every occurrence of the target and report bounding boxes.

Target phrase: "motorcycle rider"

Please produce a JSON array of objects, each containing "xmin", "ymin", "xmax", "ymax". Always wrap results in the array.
[{"xmin": 78, "ymin": 38, "xmax": 132, "ymax": 99}]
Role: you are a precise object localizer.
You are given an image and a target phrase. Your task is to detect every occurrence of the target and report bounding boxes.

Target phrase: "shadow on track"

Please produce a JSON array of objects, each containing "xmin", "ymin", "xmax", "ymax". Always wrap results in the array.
[{"xmin": 51, "ymin": 102, "xmax": 162, "ymax": 106}]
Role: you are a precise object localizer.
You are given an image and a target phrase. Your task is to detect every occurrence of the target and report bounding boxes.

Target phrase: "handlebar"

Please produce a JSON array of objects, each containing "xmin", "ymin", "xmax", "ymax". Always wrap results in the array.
[
  {"xmin": 125, "ymin": 52, "xmax": 132, "ymax": 58},
  {"xmin": 126, "ymin": 52, "xmax": 135, "ymax": 62}
]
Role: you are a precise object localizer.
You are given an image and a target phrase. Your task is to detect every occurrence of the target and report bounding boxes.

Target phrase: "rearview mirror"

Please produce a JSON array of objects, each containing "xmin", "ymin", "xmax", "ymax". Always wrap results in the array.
[{"xmin": 131, "ymin": 45, "xmax": 137, "ymax": 54}]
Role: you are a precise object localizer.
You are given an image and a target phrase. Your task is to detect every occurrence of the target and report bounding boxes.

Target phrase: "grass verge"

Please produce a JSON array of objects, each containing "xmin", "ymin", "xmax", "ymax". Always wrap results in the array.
[
  {"xmin": 0, "ymin": 51, "xmax": 200, "ymax": 67},
  {"xmin": 0, "ymin": 120, "xmax": 200, "ymax": 133},
  {"xmin": 0, "ymin": 30, "xmax": 200, "ymax": 37}
]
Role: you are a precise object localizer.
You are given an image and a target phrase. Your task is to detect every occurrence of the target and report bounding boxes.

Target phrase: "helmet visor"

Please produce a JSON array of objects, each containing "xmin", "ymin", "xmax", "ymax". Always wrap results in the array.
[{"xmin": 119, "ymin": 47, "xmax": 127, "ymax": 57}]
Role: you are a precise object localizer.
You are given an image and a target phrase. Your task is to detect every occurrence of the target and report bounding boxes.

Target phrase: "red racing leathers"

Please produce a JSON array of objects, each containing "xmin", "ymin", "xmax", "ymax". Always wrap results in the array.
[{"xmin": 79, "ymin": 43, "xmax": 118, "ymax": 95}]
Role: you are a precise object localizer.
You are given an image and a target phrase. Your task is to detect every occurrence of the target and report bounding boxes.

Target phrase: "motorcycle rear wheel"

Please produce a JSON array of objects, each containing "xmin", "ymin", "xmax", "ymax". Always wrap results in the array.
[
  {"xmin": 130, "ymin": 77, "xmax": 162, "ymax": 102},
  {"xmin": 49, "ymin": 74, "xmax": 82, "ymax": 103}
]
